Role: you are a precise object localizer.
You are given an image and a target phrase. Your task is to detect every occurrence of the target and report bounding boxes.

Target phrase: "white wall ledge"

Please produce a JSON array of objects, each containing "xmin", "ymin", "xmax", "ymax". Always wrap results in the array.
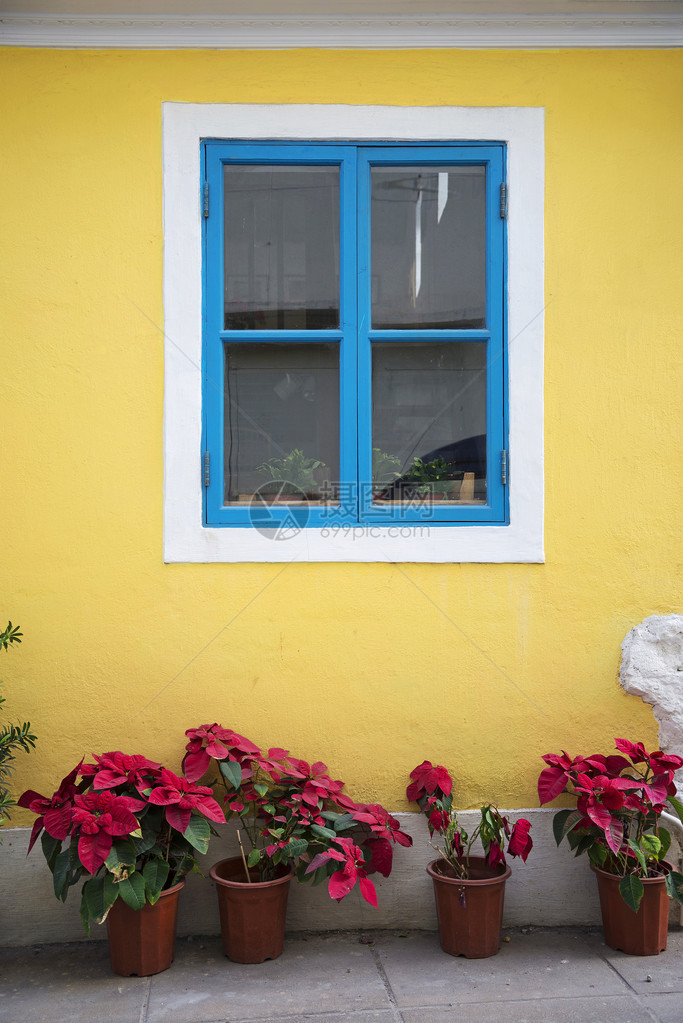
[{"xmin": 2, "ymin": 12, "xmax": 683, "ymax": 48}]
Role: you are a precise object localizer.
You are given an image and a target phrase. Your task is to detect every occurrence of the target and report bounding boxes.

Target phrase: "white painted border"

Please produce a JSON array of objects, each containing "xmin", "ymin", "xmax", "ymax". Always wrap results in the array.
[
  {"xmin": 3, "ymin": 13, "xmax": 683, "ymax": 49},
  {"xmin": 162, "ymin": 103, "xmax": 545, "ymax": 563}
]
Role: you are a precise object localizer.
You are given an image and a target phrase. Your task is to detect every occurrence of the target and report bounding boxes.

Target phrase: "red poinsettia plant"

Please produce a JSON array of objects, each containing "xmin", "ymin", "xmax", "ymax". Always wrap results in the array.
[
  {"xmin": 539, "ymin": 738, "xmax": 683, "ymax": 911},
  {"xmin": 183, "ymin": 723, "xmax": 412, "ymax": 907},
  {"xmin": 407, "ymin": 760, "xmax": 533, "ymax": 878},
  {"xmin": 18, "ymin": 751, "xmax": 225, "ymax": 931}
]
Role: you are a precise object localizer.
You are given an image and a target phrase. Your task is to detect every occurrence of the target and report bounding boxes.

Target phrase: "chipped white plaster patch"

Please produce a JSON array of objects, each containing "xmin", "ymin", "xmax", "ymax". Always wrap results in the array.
[{"xmin": 621, "ymin": 614, "xmax": 683, "ymax": 760}]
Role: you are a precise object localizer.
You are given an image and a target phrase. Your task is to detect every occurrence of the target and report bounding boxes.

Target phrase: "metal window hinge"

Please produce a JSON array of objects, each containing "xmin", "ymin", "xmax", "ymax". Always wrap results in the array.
[
  {"xmin": 202, "ymin": 182, "xmax": 209, "ymax": 218},
  {"xmin": 501, "ymin": 449, "xmax": 508, "ymax": 486},
  {"xmin": 500, "ymin": 182, "xmax": 507, "ymax": 219},
  {"xmin": 203, "ymin": 451, "xmax": 210, "ymax": 487}
]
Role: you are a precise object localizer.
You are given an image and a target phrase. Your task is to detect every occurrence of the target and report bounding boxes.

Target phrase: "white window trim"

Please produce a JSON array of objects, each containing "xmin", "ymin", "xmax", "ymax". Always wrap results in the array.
[{"xmin": 162, "ymin": 103, "xmax": 544, "ymax": 564}]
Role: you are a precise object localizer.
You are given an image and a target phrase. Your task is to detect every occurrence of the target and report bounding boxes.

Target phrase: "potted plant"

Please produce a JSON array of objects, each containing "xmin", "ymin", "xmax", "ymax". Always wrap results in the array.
[
  {"xmin": 539, "ymin": 738, "xmax": 683, "ymax": 955},
  {"xmin": 1, "ymin": 622, "xmax": 37, "ymax": 836},
  {"xmin": 18, "ymin": 751, "xmax": 226, "ymax": 975},
  {"xmin": 184, "ymin": 723, "xmax": 412, "ymax": 963},
  {"xmin": 371, "ymin": 447, "xmax": 402, "ymax": 496},
  {"xmin": 389, "ymin": 457, "xmax": 463, "ymax": 502},
  {"xmin": 408, "ymin": 760, "xmax": 532, "ymax": 958},
  {"xmin": 256, "ymin": 449, "xmax": 326, "ymax": 500}
]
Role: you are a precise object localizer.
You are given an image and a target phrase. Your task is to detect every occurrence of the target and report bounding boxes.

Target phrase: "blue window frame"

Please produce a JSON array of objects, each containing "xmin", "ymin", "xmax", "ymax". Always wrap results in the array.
[{"xmin": 202, "ymin": 140, "xmax": 507, "ymax": 528}]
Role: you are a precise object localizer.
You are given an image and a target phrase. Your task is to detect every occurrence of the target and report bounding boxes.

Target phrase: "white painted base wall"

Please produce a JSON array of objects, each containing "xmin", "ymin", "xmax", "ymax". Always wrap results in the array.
[{"xmin": 1, "ymin": 809, "xmax": 680, "ymax": 946}]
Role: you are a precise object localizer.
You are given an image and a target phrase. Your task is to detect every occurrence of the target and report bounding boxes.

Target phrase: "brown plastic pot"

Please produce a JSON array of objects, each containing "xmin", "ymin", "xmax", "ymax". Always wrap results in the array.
[
  {"xmin": 210, "ymin": 856, "xmax": 293, "ymax": 963},
  {"xmin": 105, "ymin": 880, "xmax": 183, "ymax": 977},
  {"xmin": 591, "ymin": 862, "xmax": 670, "ymax": 956},
  {"xmin": 427, "ymin": 856, "xmax": 511, "ymax": 959}
]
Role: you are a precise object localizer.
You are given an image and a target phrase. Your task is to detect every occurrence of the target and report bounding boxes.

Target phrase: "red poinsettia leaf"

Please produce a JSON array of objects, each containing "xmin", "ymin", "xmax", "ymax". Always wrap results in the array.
[
  {"xmin": 195, "ymin": 794, "xmax": 227, "ymax": 824},
  {"xmin": 585, "ymin": 797, "xmax": 615, "ymax": 835},
  {"xmin": 601, "ymin": 755, "xmax": 631, "ymax": 776},
  {"xmin": 78, "ymin": 831, "xmax": 113, "ymax": 874},
  {"xmin": 91, "ymin": 768, "xmax": 127, "ymax": 790},
  {"xmin": 147, "ymin": 785, "xmax": 180, "ymax": 806},
  {"xmin": 650, "ymin": 752, "xmax": 683, "ymax": 773},
  {"xmin": 26, "ymin": 816, "xmax": 45, "ymax": 854},
  {"xmin": 365, "ymin": 836, "xmax": 393, "ymax": 878},
  {"xmin": 603, "ymin": 816, "xmax": 624, "ymax": 855},
  {"xmin": 351, "ymin": 810, "xmax": 378, "ymax": 825},
  {"xmin": 304, "ymin": 849, "xmax": 339, "ymax": 874},
  {"xmin": 358, "ymin": 875, "xmax": 378, "ymax": 908},
  {"xmin": 106, "ymin": 804, "xmax": 140, "ymax": 836},
  {"xmin": 614, "ymin": 738, "xmax": 649, "ymax": 764},
  {"xmin": 17, "ymin": 789, "xmax": 47, "ymax": 811},
  {"xmin": 508, "ymin": 818, "xmax": 533, "ymax": 861},
  {"xmin": 165, "ymin": 804, "xmax": 191, "ymax": 833},
  {"xmin": 538, "ymin": 766, "xmax": 568, "ymax": 804},
  {"xmin": 643, "ymin": 776, "xmax": 669, "ymax": 807},
  {"xmin": 328, "ymin": 866, "xmax": 356, "ymax": 902},
  {"xmin": 43, "ymin": 804, "xmax": 73, "ymax": 840}
]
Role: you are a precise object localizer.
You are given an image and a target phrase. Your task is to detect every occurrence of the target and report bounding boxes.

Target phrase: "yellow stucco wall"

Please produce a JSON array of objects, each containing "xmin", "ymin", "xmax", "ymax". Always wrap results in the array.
[{"xmin": 1, "ymin": 47, "xmax": 681, "ymax": 820}]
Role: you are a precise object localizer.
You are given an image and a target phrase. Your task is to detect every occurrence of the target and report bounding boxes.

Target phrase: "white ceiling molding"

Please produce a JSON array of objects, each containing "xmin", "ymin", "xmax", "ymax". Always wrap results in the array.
[{"xmin": 2, "ymin": 12, "xmax": 682, "ymax": 47}]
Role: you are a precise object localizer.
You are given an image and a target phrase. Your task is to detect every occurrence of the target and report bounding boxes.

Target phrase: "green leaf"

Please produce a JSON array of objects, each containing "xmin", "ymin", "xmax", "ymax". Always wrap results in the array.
[
  {"xmin": 658, "ymin": 827, "xmax": 672, "ymax": 861},
  {"xmin": 619, "ymin": 874, "xmax": 644, "ymax": 913},
  {"xmin": 552, "ymin": 809, "xmax": 582, "ymax": 847},
  {"xmin": 285, "ymin": 837, "xmax": 308, "ymax": 857},
  {"xmin": 666, "ymin": 794, "xmax": 683, "ymax": 825},
  {"xmin": 310, "ymin": 823, "xmax": 337, "ymax": 841},
  {"xmin": 105, "ymin": 840, "xmax": 137, "ymax": 873},
  {"xmin": 641, "ymin": 833, "xmax": 662, "ymax": 860},
  {"xmin": 253, "ymin": 782, "xmax": 269, "ymax": 797},
  {"xmin": 117, "ymin": 871, "xmax": 147, "ymax": 911},
  {"xmin": 182, "ymin": 815, "xmax": 210, "ymax": 854},
  {"xmin": 665, "ymin": 870, "xmax": 683, "ymax": 905},
  {"xmin": 587, "ymin": 843, "xmax": 607, "ymax": 867},
  {"xmin": 332, "ymin": 813, "xmax": 356, "ymax": 833},
  {"xmin": 626, "ymin": 839, "xmax": 647, "ymax": 875},
  {"xmin": 142, "ymin": 859, "xmax": 170, "ymax": 904},
  {"xmin": 247, "ymin": 848, "xmax": 261, "ymax": 868},
  {"xmin": 52, "ymin": 848, "xmax": 73, "ymax": 902},
  {"xmin": 220, "ymin": 760, "xmax": 242, "ymax": 790},
  {"xmin": 79, "ymin": 890, "xmax": 92, "ymax": 936},
  {"xmin": 41, "ymin": 831, "xmax": 61, "ymax": 870},
  {"xmin": 82, "ymin": 874, "xmax": 118, "ymax": 927}
]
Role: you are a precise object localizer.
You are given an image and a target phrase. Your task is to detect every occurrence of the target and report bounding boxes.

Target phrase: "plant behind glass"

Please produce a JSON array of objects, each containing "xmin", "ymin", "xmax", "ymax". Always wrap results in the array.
[
  {"xmin": 401, "ymin": 457, "xmax": 463, "ymax": 497},
  {"xmin": 256, "ymin": 449, "xmax": 326, "ymax": 495}
]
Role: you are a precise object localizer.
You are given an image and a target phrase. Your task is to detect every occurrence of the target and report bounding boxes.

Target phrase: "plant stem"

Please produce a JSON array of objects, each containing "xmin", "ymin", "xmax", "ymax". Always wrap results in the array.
[{"xmin": 237, "ymin": 829, "xmax": 252, "ymax": 883}]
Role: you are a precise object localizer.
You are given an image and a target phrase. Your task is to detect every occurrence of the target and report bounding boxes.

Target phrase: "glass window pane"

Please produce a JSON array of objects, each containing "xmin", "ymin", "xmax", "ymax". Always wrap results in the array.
[
  {"xmin": 372, "ymin": 342, "xmax": 487, "ymax": 503},
  {"xmin": 371, "ymin": 166, "xmax": 485, "ymax": 330},
  {"xmin": 223, "ymin": 343, "xmax": 339, "ymax": 503},
  {"xmin": 224, "ymin": 166, "xmax": 340, "ymax": 331}
]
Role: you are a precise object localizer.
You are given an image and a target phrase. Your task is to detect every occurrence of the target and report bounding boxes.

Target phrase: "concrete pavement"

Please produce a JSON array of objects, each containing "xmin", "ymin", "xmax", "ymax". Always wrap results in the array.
[{"xmin": 1, "ymin": 928, "xmax": 681, "ymax": 1023}]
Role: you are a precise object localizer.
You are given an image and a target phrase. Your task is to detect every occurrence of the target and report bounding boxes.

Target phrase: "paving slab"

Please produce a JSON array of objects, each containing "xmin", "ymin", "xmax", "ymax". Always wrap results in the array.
[
  {"xmin": 583, "ymin": 930, "xmax": 683, "ymax": 993},
  {"xmin": 640, "ymin": 993, "xmax": 683, "ymax": 1023},
  {"xmin": 146, "ymin": 934, "xmax": 388, "ymax": 1023},
  {"xmin": 400, "ymin": 995, "xmax": 657, "ymax": 1023},
  {"xmin": 375, "ymin": 929, "xmax": 628, "ymax": 1007},
  {"xmin": 0, "ymin": 941, "xmax": 147, "ymax": 1023}
]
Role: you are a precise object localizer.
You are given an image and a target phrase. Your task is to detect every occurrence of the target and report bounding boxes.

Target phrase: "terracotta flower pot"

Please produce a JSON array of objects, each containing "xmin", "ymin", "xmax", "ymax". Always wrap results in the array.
[
  {"xmin": 210, "ymin": 856, "xmax": 293, "ymax": 964},
  {"xmin": 427, "ymin": 856, "xmax": 511, "ymax": 959},
  {"xmin": 105, "ymin": 881, "xmax": 184, "ymax": 977},
  {"xmin": 591, "ymin": 862, "xmax": 670, "ymax": 956}
]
